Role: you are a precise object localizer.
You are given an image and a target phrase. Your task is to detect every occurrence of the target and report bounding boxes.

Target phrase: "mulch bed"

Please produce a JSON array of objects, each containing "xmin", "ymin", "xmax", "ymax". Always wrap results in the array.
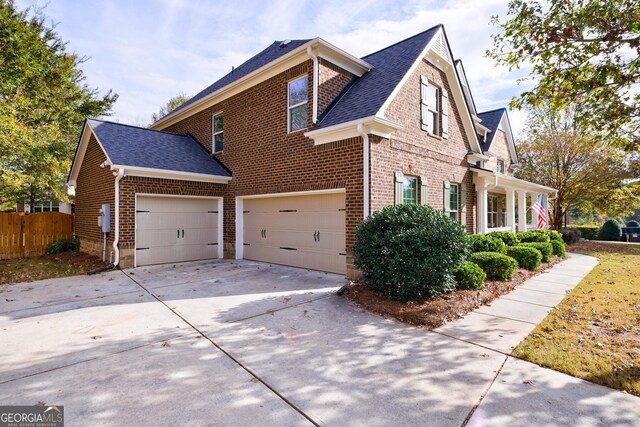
[{"xmin": 344, "ymin": 257, "xmax": 562, "ymax": 329}]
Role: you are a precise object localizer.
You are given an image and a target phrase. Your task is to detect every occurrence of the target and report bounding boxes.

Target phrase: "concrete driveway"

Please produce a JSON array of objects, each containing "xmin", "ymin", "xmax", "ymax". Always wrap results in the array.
[{"xmin": 1, "ymin": 259, "xmax": 638, "ymax": 426}]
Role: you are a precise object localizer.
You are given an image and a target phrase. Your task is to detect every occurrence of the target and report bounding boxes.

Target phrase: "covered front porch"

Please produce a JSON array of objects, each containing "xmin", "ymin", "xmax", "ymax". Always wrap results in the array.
[{"xmin": 472, "ymin": 168, "xmax": 557, "ymax": 234}]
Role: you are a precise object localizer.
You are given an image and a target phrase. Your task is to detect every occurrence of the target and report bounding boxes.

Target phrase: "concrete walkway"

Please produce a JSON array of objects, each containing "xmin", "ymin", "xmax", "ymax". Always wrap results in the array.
[
  {"xmin": 436, "ymin": 253, "xmax": 640, "ymax": 426},
  {"xmin": 0, "ymin": 254, "xmax": 638, "ymax": 426}
]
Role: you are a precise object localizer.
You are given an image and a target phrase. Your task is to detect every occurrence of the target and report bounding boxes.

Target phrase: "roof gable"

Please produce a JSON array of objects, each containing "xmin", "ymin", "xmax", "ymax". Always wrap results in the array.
[
  {"xmin": 315, "ymin": 26, "xmax": 440, "ymax": 129},
  {"xmin": 68, "ymin": 119, "xmax": 231, "ymax": 186},
  {"xmin": 478, "ymin": 108, "xmax": 519, "ymax": 163}
]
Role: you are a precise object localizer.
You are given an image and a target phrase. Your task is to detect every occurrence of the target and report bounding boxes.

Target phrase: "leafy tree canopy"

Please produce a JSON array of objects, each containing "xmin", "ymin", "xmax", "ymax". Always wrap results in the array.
[
  {"xmin": 151, "ymin": 93, "xmax": 190, "ymax": 123},
  {"xmin": 488, "ymin": 0, "xmax": 640, "ymax": 151},
  {"xmin": 515, "ymin": 103, "xmax": 640, "ymax": 228},
  {"xmin": 0, "ymin": 0, "xmax": 117, "ymax": 207}
]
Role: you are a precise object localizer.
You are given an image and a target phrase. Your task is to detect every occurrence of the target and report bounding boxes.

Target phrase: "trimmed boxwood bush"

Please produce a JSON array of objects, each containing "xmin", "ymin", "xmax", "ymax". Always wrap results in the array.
[
  {"xmin": 506, "ymin": 246, "xmax": 542, "ymax": 270},
  {"xmin": 467, "ymin": 234, "xmax": 507, "ymax": 253},
  {"xmin": 541, "ymin": 229, "xmax": 563, "ymax": 242},
  {"xmin": 550, "ymin": 239, "xmax": 566, "ymax": 259},
  {"xmin": 486, "ymin": 231, "xmax": 520, "ymax": 246},
  {"xmin": 627, "ymin": 220, "xmax": 640, "ymax": 227},
  {"xmin": 559, "ymin": 228, "xmax": 581, "ymax": 244},
  {"xmin": 570, "ymin": 225, "xmax": 599, "ymax": 240},
  {"xmin": 518, "ymin": 242, "xmax": 553, "ymax": 263},
  {"xmin": 599, "ymin": 219, "xmax": 622, "ymax": 241},
  {"xmin": 46, "ymin": 236, "xmax": 80, "ymax": 254},
  {"xmin": 455, "ymin": 261, "xmax": 486, "ymax": 290},
  {"xmin": 517, "ymin": 230, "xmax": 551, "ymax": 243},
  {"xmin": 469, "ymin": 252, "xmax": 518, "ymax": 281},
  {"xmin": 354, "ymin": 204, "xmax": 469, "ymax": 301}
]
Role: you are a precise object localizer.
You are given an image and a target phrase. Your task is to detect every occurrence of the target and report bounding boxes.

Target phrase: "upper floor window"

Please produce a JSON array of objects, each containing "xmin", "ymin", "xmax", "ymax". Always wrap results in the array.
[
  {"xmin": 288, "ymin": 75, "xmax": 308, "ymax": 132},
  {"xmin": 213, "ymin": 112, "xmax": 223, "ymax": 153},
  {"xmin": 403, "ymin": 176, "xmax": 418, "ymax": 204},
  {"xmin": 449, "ymin": 183, "xmax": 459, "ymax": 220},
  {"xmin": 497, "ymin": 159, "xmax": 505, "ymax": 174},
  {"xmin": 420, "ymin": 77, "xmax": 449, "ymax": 138},
  {"xmin": 33, "ymin": 202, "xmax": 59, "ymax": 213}
]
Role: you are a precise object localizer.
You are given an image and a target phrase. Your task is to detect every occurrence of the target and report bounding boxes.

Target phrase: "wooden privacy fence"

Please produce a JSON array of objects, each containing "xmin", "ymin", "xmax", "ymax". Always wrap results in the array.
[{"xmin": 0, "ymin": 212, "xmax": 74, "ymax": 259}]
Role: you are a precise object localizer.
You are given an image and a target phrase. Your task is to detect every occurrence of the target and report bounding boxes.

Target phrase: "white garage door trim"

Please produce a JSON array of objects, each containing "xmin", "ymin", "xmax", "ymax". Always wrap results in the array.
[
  {"xmin": 134, "ymin": 193, "xmax": 224, "ymax": 267},
  {"xmin": 235, "ymin": 188, "xmax": 346, "ymax": 261}
]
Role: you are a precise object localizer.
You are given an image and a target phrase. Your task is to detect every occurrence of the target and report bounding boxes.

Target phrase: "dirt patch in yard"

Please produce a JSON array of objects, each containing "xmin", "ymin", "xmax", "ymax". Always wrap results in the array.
[
  {"xmin": 345, "ymin": 257, "xmax": 561, "ymax": 330},
  {"xmin": 0, "ymin": 252, "xmax": 108, "ymax": 286}
]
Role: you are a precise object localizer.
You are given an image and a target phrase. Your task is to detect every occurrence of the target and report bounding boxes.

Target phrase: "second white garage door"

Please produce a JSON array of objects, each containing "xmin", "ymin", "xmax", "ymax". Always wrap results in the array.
[
  {"xmin": 243, "ymin": 192, "xmax": 346, "ymax": 274},
  {"xmin": 136, "ymin": 195, "xmax": 220, "ymax": 266}
]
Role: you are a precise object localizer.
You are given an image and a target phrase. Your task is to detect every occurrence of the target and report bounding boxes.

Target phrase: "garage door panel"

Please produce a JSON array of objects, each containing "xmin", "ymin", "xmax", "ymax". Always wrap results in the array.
[
  {"xmin": 243, "ymin": 192, "xmax": 345, "ymax": 274},
  {"xmin": 136, "ymin": 196, "xmax": 219, "ymax": 267},
  {"xmin": 137, "ymin": 228, "xmax": 179, "ymax": 248}
]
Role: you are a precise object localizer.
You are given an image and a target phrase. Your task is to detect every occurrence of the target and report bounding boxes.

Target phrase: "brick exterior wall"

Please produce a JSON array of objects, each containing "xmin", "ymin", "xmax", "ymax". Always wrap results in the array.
[
  {"xmin": 317, "ymin": 58, "xmax": 352, "ymax": 116},
  {"xmin": 484, "ymin": 129, "xmax": 514, "ymax": 175},
  {"xmin": 164, "ymin": 60, "xmax": 364, "ymax": 266},
  {"xmin": 74, "ymin": 51, "xmax": 483, "ymax": 273},
  {"xmin": 371, "ymin": 58, "xmax": 477, "ymax": 232},
  {"xmin": 74, "ymin": 135, "xmax": 116, "ymax": 260}
]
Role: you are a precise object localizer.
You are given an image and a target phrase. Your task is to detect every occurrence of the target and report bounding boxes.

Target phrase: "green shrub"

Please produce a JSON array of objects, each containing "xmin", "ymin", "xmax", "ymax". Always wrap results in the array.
[
  {"xmin": 517, "ymin": 230, "xmax": 551, "ymax": 243},
  {"xmin": 354, "ymin": 204, "xmax": 469, "ymax": 301},
  {"xmin": 550, "ymin": 239, "xmax": 566, "ymax": 259},
  {"xmin": 599, "ymin": 219, "xmax": 622, "ymax": 241},
  {"xmin": 46, "ymin": 236, "xmax": 80, "ymax": 254},
  {"xmin": 627, "ymin": 220, "xmax": 640, "ymax": 227},
  {"xmin": 469, "ymin": 252, "xmax": 518, "ymax": 281},
  {"xmin": 455, "ymin": 261, "xmax": 486, "ymax": 290},
  {"xmin": 570, "ymin": 225, "xmax": 599, "ymax": 240},
  {"xmin": 541, "ymin": 229, "xmax": 563, "ymax": 242},
  {"xmin": 506, "ymin": 246, "xmax": 542, "ymax": 271},
  {"xmin": 559, "ymin": 228, "xmax": 581, "ymax": 244},
  {"xmin": 486, "ymin": 231, "xmax": 520, "ymax": 246},
  {"xmin": 518, "ymin": 242, "xmax": 553, "ymax": 263},
  {"xmin": 467, "ymin": 234, "xmax": 507, "ymax": 254}
]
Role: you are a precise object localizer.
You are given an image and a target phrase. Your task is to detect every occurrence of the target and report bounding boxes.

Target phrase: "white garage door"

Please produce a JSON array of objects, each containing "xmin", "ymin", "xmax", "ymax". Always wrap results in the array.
[
  {"xmin": 243, "ymin": 192, "xmax": 346, "ymax": 274},
  {"xmin": 136, "ymin": 196, "xmax": 220, "ymax": 266}
]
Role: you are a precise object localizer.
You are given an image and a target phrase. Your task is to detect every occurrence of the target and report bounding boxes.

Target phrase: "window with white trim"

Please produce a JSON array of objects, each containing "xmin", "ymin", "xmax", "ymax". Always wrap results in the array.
[
  {"xmin": 420, "ymin": 77, "xmax": 449, "ymax": 138},
  {"xmin": 288, "ymin": 75, "xmax": 308, "ymax": 132},
  {"xmin": 488, "ymin": 195, "xmax": 499, "ymax": 228},
  {"xmin": 33, "ymin": 202, "xmax": 59, "ymax": 213},
  {"xmin": 449, "ymin": 183, "xmax": 459, "ymax": 220},
  {"xmin": 497, "ymin": 159, "xmax": 505, "ymax": 174},
  {"xmin": 402, "ymin": 177, "xmax": 418, "ymax": 204},
  {"xmin": 213, "ymin": 112, "xmax": 223, "ymax": 153}
]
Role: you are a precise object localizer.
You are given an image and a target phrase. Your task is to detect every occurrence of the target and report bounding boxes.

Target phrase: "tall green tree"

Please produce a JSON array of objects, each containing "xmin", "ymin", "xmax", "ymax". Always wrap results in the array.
[
  {"xmin": 151, "ymin": 93, "xmax": 190, "ymax": 123},
  {"xmin": 0, "ymin": 1, "xmax": 117, "ymax": 208},
  {"xmin": 515, "ymin": 104, "xmax": 640, "ymax": 228},
  {"xmin": 488, "ymin": 0, "xmax": 640, "ymax": 151}
]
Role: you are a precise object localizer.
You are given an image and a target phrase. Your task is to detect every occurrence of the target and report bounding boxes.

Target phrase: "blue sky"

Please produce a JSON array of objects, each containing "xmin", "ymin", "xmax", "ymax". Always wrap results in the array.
[{"xmin": 18, "ymin": 0, "xmax": 530, "ymax": 134}]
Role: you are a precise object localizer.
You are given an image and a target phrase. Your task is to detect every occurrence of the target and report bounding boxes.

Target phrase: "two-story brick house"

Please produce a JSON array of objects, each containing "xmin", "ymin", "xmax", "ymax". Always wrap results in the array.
[{"xmin": 67, "ymin": 24, "xmax": 555, "ymax": 277}]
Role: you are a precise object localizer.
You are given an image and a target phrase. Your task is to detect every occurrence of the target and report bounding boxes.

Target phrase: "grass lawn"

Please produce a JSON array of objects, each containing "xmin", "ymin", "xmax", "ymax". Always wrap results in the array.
[
  {"xmin": 513, "ymin": 241, "xmax": 640, "ymax": 396},
  {"xmin": 0, "ymin": 252, "xmax": 107, "ymax": 286}
]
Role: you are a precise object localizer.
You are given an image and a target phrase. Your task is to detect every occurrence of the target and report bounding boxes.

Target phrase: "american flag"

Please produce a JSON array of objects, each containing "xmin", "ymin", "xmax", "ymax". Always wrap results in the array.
[{"xmin": 530, "ymin": 195, "xmax": 548, "ymax": 229}]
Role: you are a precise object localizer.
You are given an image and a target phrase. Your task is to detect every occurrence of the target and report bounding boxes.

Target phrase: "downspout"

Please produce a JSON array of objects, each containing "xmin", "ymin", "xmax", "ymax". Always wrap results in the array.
[
  {"xmin": 306, "ymin": 46, "xmax": 319, "ymax": 124},
  {"xmin": 357, "ymin": 124, "xmax": 370, "ymax": 218},
  {"xmin": 112, "ymin": 168, "xmax": 125, "ymax": 266}
]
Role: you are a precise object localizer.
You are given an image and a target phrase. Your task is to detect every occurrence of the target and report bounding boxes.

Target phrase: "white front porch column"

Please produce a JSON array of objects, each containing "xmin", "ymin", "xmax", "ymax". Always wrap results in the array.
[
  {"xmin": 505, "ymin": 188, "xmax": 516, "ymax": 233},
  {"xmin": 531, "ymin": 193, "xmax": 540, "ymax": 228},
  {"xmin": 477, "ymin": 186, "xmax": 488, "ymax": 234},
  {"xmin": 518, "ymin": 190, "xmax": 527, "ymax": 232}
]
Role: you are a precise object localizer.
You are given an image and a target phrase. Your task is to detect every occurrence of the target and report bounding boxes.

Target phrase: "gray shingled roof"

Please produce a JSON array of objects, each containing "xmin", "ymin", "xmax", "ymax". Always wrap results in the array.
[
  {"xmin": 161, "ymin": 39, "xmax": 312, "ymax": 121},
  {"xmin": 87, "ymin": 119, "xmax": 231, "ymax": 177},
  {"xmin": 315, "ymin": 25, "xmax": 441, "ymax": 129},
  {"xmin": 477, "ymin": 108, "xmax": 506, "ymax": 152}
]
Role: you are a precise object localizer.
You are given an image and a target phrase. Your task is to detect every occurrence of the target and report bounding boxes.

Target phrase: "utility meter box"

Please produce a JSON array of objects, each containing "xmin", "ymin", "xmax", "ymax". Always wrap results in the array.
[{"xmin": 99, "ymin": 204, "xmax": 111, "ymax": 233}]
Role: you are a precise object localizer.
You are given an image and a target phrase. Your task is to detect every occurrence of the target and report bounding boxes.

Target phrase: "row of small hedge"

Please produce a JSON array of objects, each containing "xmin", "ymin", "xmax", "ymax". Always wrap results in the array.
[{"xmin": 354, "ymin": 204, "xmax": 566, "ymax": 302}]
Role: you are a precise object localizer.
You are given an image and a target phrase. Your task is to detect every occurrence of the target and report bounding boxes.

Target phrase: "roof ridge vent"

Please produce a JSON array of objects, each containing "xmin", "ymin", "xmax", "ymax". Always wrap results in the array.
[{"xmin": 279, "ymin": 39, "xmax": 291, "ymax": 48}]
